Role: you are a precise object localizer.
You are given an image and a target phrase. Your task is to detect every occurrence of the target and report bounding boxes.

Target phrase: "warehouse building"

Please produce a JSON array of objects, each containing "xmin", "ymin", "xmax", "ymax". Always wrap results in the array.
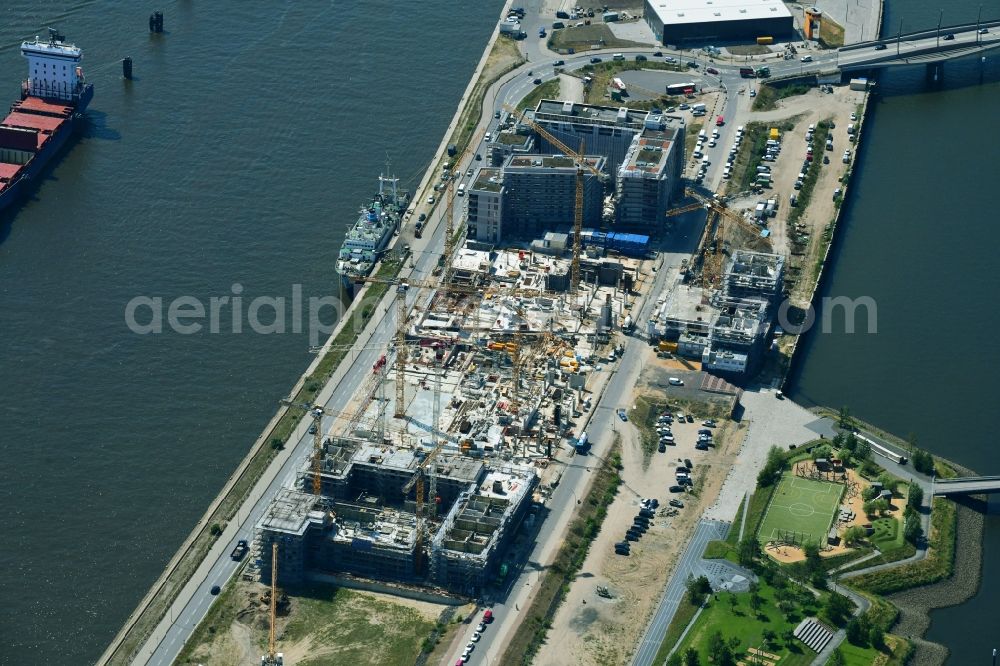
[{"xmin": 644, "ymin": 0, "xmax": 794, "ymax": 44}]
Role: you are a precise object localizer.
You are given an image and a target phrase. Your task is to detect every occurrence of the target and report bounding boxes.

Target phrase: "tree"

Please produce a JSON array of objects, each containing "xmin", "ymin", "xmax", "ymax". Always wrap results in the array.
[
  {"xmin": 838, "ymin": 405, "xmax": 853, "ymax": 429},
  {"xmin": 869, "ymin": 624, "xmax": 885, "ymax": 650},
  {"xmin": 873, "ymin": 498, "xmax": 891, "ymax": 516},
  {"xmin": 749, "ymin": 587, "xmax": 763, "ymax": 613},
  {"xmin": 812, "ymin": 444, "xmax": 833, "ymax": 461},
  {"xmin": 683, "ymin": 646, "xmax": 701, "ymax": 666},
  {"xmin": 861, "ymin": 486, "xmax": 880, "ymax": 502},
  {"xmin": 803, "ymin": 540, "xmax": 822, "ymax": 571},
  {"xmin": 907, "ymin": 481, "xmax": 924, "ymax": 511},
  {"xmin": 824, "ymin": 592, "xmax": 853, "ymax": 626},
  {"xmin": 707, "ymin": 631, "xmax": 735, "ymax": 666},
  {"xmin": 728, "ymin": 592, "xmax": 739, "ymax": 613},
  {"xmin": 210, "ymin": 522, "xmax": 223, "ymax": 537},
  {"xmin": 877, "ymin": 472, "xmax": 900, "ymax": 494},
  {"xmin": 757, "ymin": 446, "xmax": 788, "ymax": 488},
  {"xmin": 852, "ymin": 435, "xmax": 870, "ymax": 462},
  {"xmin": 843, "ymin": 525, "xmax": 867, "ymax": 546},
  {"xmin": 846, "ymin": 617, "xmax": 869, "ymax": 646},
  {"xmin": 738, "ymin": 536, "xmax": 761, "ymax": 567},
  {"xmin": 829, "ymin": 647, "xmax": 846, "ymax": 666},
  {"xmin": 686, "ymin": 575, "xmax": 712, "ymax": 606},
  {"xmin": 667, "ymin": 653, "xmax": 683, "ymax": 666},
  {"xmin": 762, "ymin": 628, "xmax": 778, "ymax": 648},
  {"xmin": 904, "ymin": 512, "xmax": 923, "ymax": 544},
  {"xmin": 912, "ymin": 448, "xmax": 935, "ymax": 475}
]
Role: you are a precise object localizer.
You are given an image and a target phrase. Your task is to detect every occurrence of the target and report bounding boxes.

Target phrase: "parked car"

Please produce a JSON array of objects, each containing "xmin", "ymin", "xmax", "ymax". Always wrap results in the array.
[
  {"xmin": 943, "ymin": 33, "xmax": 955, "ymax": 40},
  {"xmin": 686, "ymin": 414, "xmax": 694, "ymax": 423},
  {"xmin": 668, "ymin": 377, "xmax": 684, "ymax": 386},
  {"xmin": 617, "ymin": 408, "xmax": 628, "ymax": 422},
  {"xmin": 685, "ymin": 458, "xmax": 693, "ymax": 469},
  {"xmin": 669, "ymin": 485, "xmax": 685, "ymax": 493},
  {"xmin": 669, "ymin": 499, "xmax": 685, "ymax": 508},
  {"xmin": 874, "ymin": 43, "xmax": 887, "ymax": 50},
  {"xmin": 703, "ymin": 419, "xmax": 716, "ymax": 427},
  {"xmin": 590, "ymin": 56, "xmax": 602, "ymax": 63}
]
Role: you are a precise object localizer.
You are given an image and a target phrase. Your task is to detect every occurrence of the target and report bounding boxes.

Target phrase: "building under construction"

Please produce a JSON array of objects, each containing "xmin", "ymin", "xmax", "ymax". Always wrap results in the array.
[
  {"xmin": 255, "ymin": 244, "xmax": 644, "ymax": 596},
  {"xmin": 649, "ymin": 250, "xmax": 785, "ymax": 377}
]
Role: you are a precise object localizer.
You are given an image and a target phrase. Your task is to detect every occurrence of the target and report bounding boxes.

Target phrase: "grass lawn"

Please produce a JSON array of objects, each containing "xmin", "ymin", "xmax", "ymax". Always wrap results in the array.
[
  {"xmin": 752, "ymin": 83, "xmax": 812, "ymax": 112},
  {"xmin": 178, "ymin": 584, "xmax": 436, "ymax": 666},
  {"xmin": 819, "ymin": 16, "xmax": 846, "ymax": 48},
  {"xmin": 517, "ymin": 78, "xmax": 560, "ymax": 111},
  {"xmin": 547, "ymin": 24, "xmax": 644, "ymax": 52},
  {"xmin": 757, "ymin": 474, "xmax": 843, "ymax": 547},
  {"xmin": 674, "ymin": 580, "xmax": 816, "ymax": 666},
  {"xmin": 281, "ymin": 587, "xmax": 437, "ymax": 666},
  {"xmin": 835, "ymin": 640, "xmax": 884, "ymax": 665}
]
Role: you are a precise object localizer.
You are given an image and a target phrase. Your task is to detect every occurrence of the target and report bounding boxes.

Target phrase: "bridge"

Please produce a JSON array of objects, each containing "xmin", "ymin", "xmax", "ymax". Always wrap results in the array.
[
  {"xmin": 932, "ymin": 475, "xmax": 1000, "ymax": 496},
  {"xmin": 837, "ymin": 19, "xmax": 1000, "ymax": 72}
]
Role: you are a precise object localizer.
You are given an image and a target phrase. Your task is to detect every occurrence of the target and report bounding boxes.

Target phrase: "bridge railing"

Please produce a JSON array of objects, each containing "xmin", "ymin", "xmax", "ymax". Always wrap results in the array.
[
  {"xmin": 935, "ymin": 475, "xmax": 1000, "ymax": 484},
  {"xmin": 838, "ymin": 18, "xmax": 1000, "ymax": 52}
]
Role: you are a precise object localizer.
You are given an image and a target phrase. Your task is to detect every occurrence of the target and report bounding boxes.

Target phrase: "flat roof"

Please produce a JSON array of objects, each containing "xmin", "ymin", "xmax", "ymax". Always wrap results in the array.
[
  {"xmin": 534, "ymin": 99, "xmax": 649, "ymax": 128},
  {"xmin": 472, "ymin": 167, "xmax": 503, "ymax": 193},
  {"xmin": 506, "ymin": 154, "xmax": 604, "ymax": 171},
  {"xmin": 646, "ymin": 0, "xmax": 792, "ymax": 26}
]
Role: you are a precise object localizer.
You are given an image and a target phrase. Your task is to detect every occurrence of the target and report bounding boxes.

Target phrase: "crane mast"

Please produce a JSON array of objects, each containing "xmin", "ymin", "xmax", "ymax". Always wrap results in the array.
[{"xmin": 503, "ymin": 104, "xmax": 604, "ymax": 293}]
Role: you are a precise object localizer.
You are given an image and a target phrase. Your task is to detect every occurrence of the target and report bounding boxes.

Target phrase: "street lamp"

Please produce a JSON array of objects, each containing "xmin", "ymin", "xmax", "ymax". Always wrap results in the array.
[
  {"xmin": 977, "ymin": 5, "xmax": 983, "ymax": 45},
  {"xmin": 936, "ymin": 9, "xmax": 943, "ymax": 49},
  {"xmin": 896, "ymin": 18, "xmax": 903, "ymax": 58}
]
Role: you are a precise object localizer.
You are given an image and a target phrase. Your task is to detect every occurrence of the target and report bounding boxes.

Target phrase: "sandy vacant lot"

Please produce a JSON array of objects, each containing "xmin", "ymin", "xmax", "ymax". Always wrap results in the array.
[{"xmin": 535, "ymin": 345, "xmax": 746, "ymax": 666}]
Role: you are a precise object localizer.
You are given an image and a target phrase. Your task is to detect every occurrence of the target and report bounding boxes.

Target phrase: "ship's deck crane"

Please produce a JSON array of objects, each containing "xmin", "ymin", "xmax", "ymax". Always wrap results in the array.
[
  {"xmin": 503, "ymin": 103, "xmax": 606, "ymax": 292},
  {"xmin": 351, "ymin": 275, "xmax": 482, "ymax": 418}
]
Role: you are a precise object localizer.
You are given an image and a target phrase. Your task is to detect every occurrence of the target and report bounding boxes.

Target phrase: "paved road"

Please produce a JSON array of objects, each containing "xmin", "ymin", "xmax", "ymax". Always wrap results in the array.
[
  {"xmin": 837, "ymin": 21, "xmax": 1000, "ymax": 70},
  {"xmin": 137, "ymin": 6, "xmax": 939, "ymax": 661},
  {"xmin": 631, "ymin": 519, "xmax": 730, "ymax": 666}
]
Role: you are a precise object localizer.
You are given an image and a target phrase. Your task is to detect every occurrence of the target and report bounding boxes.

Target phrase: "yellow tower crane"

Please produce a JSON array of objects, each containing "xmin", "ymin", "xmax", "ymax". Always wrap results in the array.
[
  {"xmin": 261, "ymin": 542, "xmax": 283, "ymax": 665},
  {"xmin": 665, "ymin": 190, "xmax": 771, "ymax": 286},
  {"xmin": 279, "ymin": 399, "xmax": 346, "ymax": 497},
  {"xmin": 503, "ymin": 104, "xmax": 606, "ymax": 292},
  {"xmin": 400, "ymin": 432, "xmax": 450, "ymax": 575},
  {"xmin": 350, "ymin": 275, "xmax": 482, "ymax": 418}
]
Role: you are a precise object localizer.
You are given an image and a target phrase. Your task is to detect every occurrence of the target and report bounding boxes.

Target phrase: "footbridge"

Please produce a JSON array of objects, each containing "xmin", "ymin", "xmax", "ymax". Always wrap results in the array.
[
  {"xmin": 838, "ymin": 19, "xmax": 1000, "ymax": 71},
  {"xmin": 933, "ymin": 476, "xmax": 1000, "ymax": 496}
]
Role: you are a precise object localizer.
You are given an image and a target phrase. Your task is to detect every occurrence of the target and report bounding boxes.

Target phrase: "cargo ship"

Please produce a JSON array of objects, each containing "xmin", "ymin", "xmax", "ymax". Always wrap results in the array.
[
  {"xmin": 336, "ymin": 173, "xmax": 409, "ymax": 290},
  {"xmin": 0, "ymin": 30, "xmax": 93, "ymax": 213}
]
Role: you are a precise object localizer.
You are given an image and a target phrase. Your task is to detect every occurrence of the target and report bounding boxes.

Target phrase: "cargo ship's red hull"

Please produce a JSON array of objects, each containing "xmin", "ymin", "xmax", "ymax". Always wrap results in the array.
[{"xmin": 0, "ymin": 84, "xmax": 93, "ymax": 213}]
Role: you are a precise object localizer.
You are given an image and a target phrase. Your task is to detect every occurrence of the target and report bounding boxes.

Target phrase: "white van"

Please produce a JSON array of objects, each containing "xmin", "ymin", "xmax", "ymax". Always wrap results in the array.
[
  {"xmin": 457, "ymin": 184, "xmax": 466, "ymax": 196},
  {"xmin": 668, "ymin": 377, "xmax": 684, "ymax": 386},
  {"xmin": 698, "ymin": 129, "xmax": 707, "ymax": 139},
  {"xmin": 613, "ymin": 53, "xmax": 625, "ymax": 61}
]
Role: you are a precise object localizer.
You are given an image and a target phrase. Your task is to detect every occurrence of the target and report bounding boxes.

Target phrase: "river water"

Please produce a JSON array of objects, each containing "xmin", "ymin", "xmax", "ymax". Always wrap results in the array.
[
  {"xmin": 0, "ymin": 1, "xmax": 501, "ymax": 662},
  {"xmin": 2, "ymin": 0, "xmax": 996, "ymax": 663},
  {"xmin": 788, "ymin": 1, "xmax": 1000, "ymax": 663}
]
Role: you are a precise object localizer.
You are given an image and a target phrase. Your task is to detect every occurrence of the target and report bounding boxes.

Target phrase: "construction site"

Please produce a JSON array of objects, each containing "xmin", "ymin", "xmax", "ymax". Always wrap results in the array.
[{"xmin": 246, "ymin": 107, "xmax": 655, "ymax": 600}]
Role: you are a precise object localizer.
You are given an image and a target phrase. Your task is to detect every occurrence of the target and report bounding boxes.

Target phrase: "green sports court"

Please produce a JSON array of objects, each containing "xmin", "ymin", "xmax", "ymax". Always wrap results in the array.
[{"xmin": 757, "ymin": 474, "xmax": 844, "ymax": 546}]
